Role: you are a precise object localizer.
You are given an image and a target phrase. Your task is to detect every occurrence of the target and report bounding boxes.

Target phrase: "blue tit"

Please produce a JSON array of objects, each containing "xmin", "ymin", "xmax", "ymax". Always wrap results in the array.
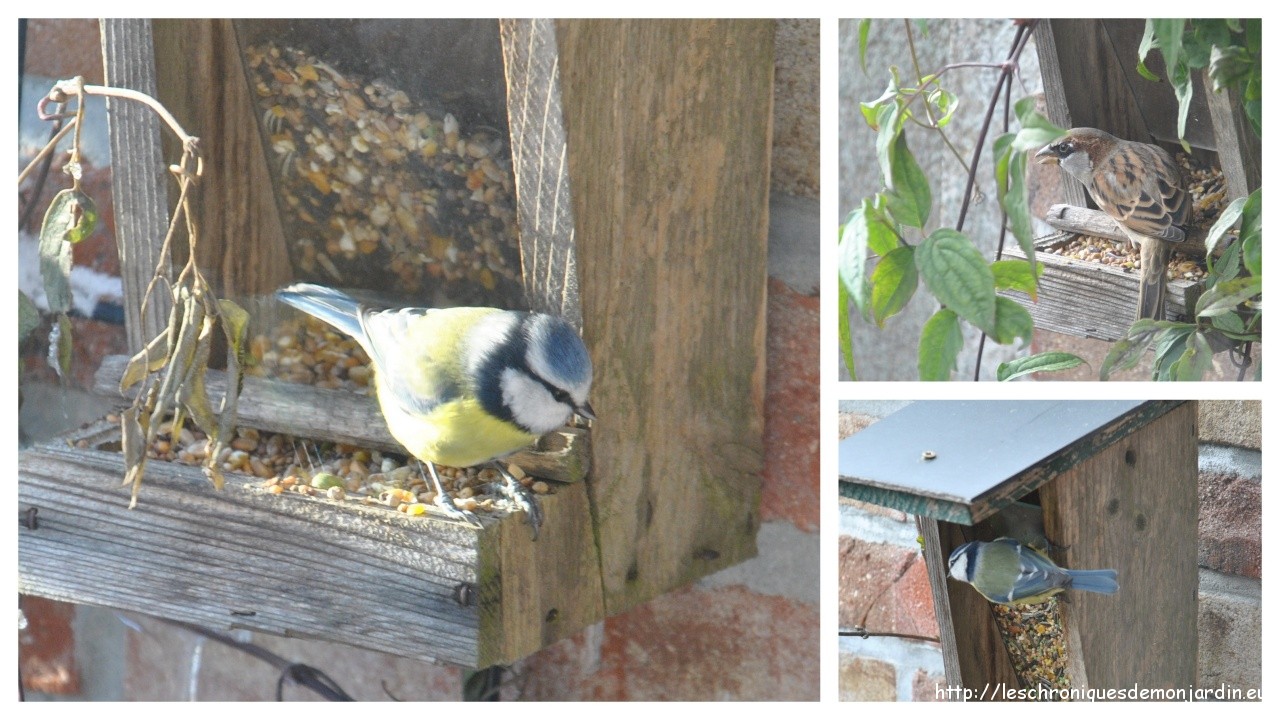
[
  {"xmin": 947, "ymin": 537, "xmax": 1118, "ymax": 606},
  {"xmin": 276, "ymin": 283, "xmax": 594, "ymax": 530}
]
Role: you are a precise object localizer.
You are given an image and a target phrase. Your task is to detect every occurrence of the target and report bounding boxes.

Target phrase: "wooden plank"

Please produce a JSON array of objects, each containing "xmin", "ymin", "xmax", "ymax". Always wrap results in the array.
[
  {"xmin": 499, "ymin": 19, "xmax": 582, "ymax": 326},
  {"xmin": 556, "ymin": 19, "xmax": 771, "ymax": 614},
  {"xmin": 930, "ymin": 520, "xmax": 1020, "ymax": 693},
  {"xmin": 1042, "ymin": 204, "xmax": 1208, "ymax": 258},
  {"xmin": 92, "ymin": 354, "xmax": 590, "ymax": 484},
  {"xmin": 1041, "ymin": 20, "xmax": 1150, "ymax": 144},
  {"xmin": 1001, "ymin": 233, "xmax": 1197, "ymax": 340},
  {"xmin": 151, "ymin": 19, "xmax": 292, "ymax": 299},
  {"xmin": 100, "ymin": 19, "xmax": 172, "ymax": 351},
  {"xmin": 1203, "ymin": 67, "xmax": 1262, "ymax": 202},
  {"xmin": 18, "ymin": 438, "xmax": 604, "ymax": 668},
  {"xmin": 1041, "ymin": 401, "xmax": 1198, "ymax": 688}
]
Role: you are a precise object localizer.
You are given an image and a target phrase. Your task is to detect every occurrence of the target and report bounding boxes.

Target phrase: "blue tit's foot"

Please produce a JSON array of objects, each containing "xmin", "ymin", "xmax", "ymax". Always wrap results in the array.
[
  {"xmin": 421, "ymin": 461, "xmax": 483, "ymax": 530},
  {"xmin": 487, "ymin": 463, "xmax": 543, "ymax": 539}
]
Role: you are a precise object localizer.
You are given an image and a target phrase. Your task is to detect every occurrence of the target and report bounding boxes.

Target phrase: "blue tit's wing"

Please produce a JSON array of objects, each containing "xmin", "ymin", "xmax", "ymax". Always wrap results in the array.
[
  {"xmin": 358, "ymin": 306, "xmax": 464, "ymax": 417},
  {"xmin": 994, "ymin": 537, "xmax": 1073, "ymax": 601}
]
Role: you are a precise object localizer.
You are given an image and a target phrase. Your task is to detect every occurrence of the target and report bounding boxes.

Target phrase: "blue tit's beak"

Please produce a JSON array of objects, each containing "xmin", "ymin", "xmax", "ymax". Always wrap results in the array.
[{"xmin": 576, "ymin": 401, "xmax": 596, "ymax": 422}]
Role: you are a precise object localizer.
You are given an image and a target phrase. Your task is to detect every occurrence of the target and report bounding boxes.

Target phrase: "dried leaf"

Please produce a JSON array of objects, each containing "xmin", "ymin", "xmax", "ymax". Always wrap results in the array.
[{"xmin": 119, "ymin": 330, "xmax": 171, "ymax": 393}]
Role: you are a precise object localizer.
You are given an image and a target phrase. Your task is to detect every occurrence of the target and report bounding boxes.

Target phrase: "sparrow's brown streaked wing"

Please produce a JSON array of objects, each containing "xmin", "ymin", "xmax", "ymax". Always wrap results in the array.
[{"xmin": 1092, "ymin": 143, "xmax": 1189, "ymax": 243}]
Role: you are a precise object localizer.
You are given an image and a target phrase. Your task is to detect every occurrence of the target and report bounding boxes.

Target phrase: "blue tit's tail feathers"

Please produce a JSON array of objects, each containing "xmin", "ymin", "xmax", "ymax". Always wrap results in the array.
[
  {"xmin": 1066, "ymin": 568, "xmax": 1119, "ymax": 595},
  {"xmin": 276, "ymin": 283, "xmax": 364, "ymax": 341}
]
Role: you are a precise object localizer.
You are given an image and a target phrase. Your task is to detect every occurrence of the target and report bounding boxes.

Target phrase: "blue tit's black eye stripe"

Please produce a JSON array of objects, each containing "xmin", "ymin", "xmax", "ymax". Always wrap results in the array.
[{"xmin": 473, "ymin": 313, "xmax": 582, "ymax": 432}]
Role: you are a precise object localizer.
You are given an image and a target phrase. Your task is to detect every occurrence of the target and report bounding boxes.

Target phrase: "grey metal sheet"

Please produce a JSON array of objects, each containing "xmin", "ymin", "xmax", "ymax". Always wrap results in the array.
[{"xmin": 838, "ymin": 400, "xmax": 1161, "ymax": 523}]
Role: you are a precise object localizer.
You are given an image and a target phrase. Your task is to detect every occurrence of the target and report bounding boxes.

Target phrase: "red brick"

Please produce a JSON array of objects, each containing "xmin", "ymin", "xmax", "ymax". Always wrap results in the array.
[
  {"xmin": 839, "ymin": 655, "xmax": 895, "ymax": 701},
  {"xmin": 911, "ymin": 668, "xmax": 949, "ymax": 701},
  {"xmin": 513, "ymin": 584, "xmax": 818, "ymax": 700},
  {"xmin": 762, "ymin": 278, "xmax": 819, "ymax": 532},
  {"xmin": 19, "ymin": 595, "xmax": 80, "ymax": 695},
  {"xmin": 839, "ymin": 537, "xmax": 938, "ymax": 640},
  {"xmin": 23, "ymin": 20, "xmax": 105, "ymax": 85}
]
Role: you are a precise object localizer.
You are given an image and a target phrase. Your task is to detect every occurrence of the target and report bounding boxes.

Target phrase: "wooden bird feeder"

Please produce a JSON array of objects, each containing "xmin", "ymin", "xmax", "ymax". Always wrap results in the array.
[
  {"xmin": 18, "ymin": 19, "xmax": 772, "ymax": 669},
  {"xmin": 840, "ymin": 400, "xmax": 1199, "ymax": 694},
  {"xmin": 1001, "ymin": 19, "xmax": 1260, "ymax": 342}
]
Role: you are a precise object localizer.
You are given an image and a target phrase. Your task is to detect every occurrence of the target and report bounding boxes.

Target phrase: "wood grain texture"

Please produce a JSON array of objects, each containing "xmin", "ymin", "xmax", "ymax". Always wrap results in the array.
[
  {"xmin": 500, "ymin": 19, "xmax": 582, "ymax": 326},
  {"xmin": 1001, "ymin": 232, "xmax": 1197, "ymax": 341},
  {"xmin": 556, "ymin": 19, "xmax": 771, "ymax": 614},
  {"xmin": 1203, "ymin": 67, "xmax": 1261, "ymax": 202},
  {"xmin": 100, "ymin": 19, "xmax": 173, "ymax": 351},
  {"xmin": 92, "ymin": 354, "xmax": 590, "ymax": 484},
  {"xmin": 929, "ymin": 519, "xmax": 1020, "ymax": 693},
  {"xmin": 1041, "ymin": 401, "xmax": 1198, "ymax": 689},
  {"xmin": 152, "ymin": 19, "xmax": 292, "ymax": 299},
  {"xmin": 18, "ymin": 436, "xmax": 603, "ymax": 668},
  {"xmin": 1042, "ymin": 204, "xmax": 1208, "ymax": 258}
]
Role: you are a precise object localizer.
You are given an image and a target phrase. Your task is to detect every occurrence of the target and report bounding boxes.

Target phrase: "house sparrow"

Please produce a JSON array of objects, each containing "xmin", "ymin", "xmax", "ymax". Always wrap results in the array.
[{"xmin": 1035, "ymin": 128, "xmax": 1190, "ymax": 321}]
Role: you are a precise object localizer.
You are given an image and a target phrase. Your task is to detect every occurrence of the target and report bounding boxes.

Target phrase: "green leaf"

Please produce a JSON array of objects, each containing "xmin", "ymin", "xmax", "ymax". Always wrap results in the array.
[
  {"xmin": 991, "ymin": 297, "xmax": 1034, "ymax": 348},
  {"xmin": 870, "ymin": 246, "xmax": 917, "ymax": 327},
  {"xmin": 1169, "ymin": 58, "xmax": 1195, "ymax": 152},
  {"xmin": 19, "ymin": 291, "xmax": 41, "ymax": 342},
  {"xmin": 917, "ymin": 228, "xmax": 996, "ymax": 334},
  {"xmin": 991, "ymin": 259, "xmax": 1043, "ymax": 299},
  {"xmin": 918, "ymin": 308, "xmax": 963, "ymax": 381},
  {"xmin": 1100, "ymin": 319, "xmax": 1161, "ymax": 379},
  {"xmin": 1172, "ymin": 331, "xmax": 1215, "ymax": 381},
  {"xmin": 997, "ymin": 352, "xmax": 1087, "ymax": 381},
  {"xmin": 1210, "ymin": 311, "xmax": 1245, "ymax": 335},
  {"xmin": 927, "ymin": 88, "xmax": 958, "ymax": 128},
  {"xmin": 1204, "ymin": 194, "xmax": 1245, "ymax": 255},
  {"xmin": 885, "ymin": 132, "xmax": 931, "ymax": 228},
  {"xmin": 64, "ymin": 190, "xmax": 99, "ymax": 243},
  {"xmin": 1136, "ymin": 21, "xmax": 1161, "ymax": 81},
  {"xmin": 1208, "ymin": 45, "xmax": 1255, "ymax": 91},
  {"xmin": 1004, "ymin": 147, "xmax": 1035, "ymax": 265},
  {"xmin": 1240, "ymin": 188, "xmax": 1261, "ymax": 276},
  {"xmin": 1196, "ymin": 276, "xmax": 1261, "ymax": 318},
  {"xmin": 39, "ymin": 189, "xmax": 78, "ymax": 315},
  {"xmin": 1150, "ymin": 19, "xmax": 1187, "ymax": 80},
  {"xmin": 873, "ymin": 101, "xmax": 901, "ymax": 181},
  {"xmin": 838, "ymin": 279, "xmax": 856, "ymax": 380},
  {"xmin": 858, "ymin": 19, "xmax": 871, "ymax": 75},
  {"xmin": 1151, "ymin": 324, "xmax": 1197, "ymax": 380},
  {"xmin": 1011, "ymin": 96, "xmax": 1066, "ymax": 151},
  {"xmin": 838, "ymin": 201, "xmax": 885, "ymax": 319},
  {"xmin": 1208, "ymin": 239, "xmax": 1241, "ymax": 287}
]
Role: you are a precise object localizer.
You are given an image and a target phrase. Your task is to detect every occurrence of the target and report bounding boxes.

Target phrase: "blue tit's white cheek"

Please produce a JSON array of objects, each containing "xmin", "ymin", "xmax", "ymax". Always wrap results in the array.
[
  {"xmin": 500, "ymin": 368, "xmax": 572, "ymax": 434},
  {"xmin": 949, "ymin": 554, "xmax": 968, "ymax": 581}
]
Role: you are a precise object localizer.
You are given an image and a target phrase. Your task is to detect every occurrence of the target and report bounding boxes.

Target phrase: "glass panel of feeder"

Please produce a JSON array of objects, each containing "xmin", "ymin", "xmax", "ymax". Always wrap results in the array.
[{"xmin": 234, "ymin": 19, "xmax": 523, "ymax": 310}]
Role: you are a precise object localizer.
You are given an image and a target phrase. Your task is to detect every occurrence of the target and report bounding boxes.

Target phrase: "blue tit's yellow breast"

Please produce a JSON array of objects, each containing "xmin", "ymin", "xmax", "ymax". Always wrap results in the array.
[
  {"xmin": 379, "ymin": 392, "xmax": 538, "ymax": 469},
  {"xmin": 369, "ymin": 306, "xmax": 535, "ymax": 468}
]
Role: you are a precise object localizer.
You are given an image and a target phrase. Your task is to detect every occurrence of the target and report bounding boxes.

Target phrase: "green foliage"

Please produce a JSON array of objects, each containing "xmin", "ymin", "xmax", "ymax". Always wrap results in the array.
[
  {"xmin": 1138, "ymin": 19, "xmax": 1261, "ymax": 145},
  {"xmin": 18, "ymin": 292, "xmax": 41, "ymax": 343},
  {"xmin": 997, "ymin": 352, "xmax": 1087, "ymax": 381},
  {"xmin": 918, "ymin": 308, "xmax": 963, "ymax": 381},
  {"xmin": 838, "ymin": 21, "xmax": 1073, "ymax": 380},
  {"xmin": 1098, "ymin": 190, "xmax": 1261, "ymax": 381}
]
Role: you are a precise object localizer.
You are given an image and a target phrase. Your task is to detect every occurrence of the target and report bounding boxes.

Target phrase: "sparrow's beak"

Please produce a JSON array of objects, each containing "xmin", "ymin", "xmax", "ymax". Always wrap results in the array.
[{"xmin": 1034, "ymin": 145, "xmax": 1058, "ymax": 166}]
